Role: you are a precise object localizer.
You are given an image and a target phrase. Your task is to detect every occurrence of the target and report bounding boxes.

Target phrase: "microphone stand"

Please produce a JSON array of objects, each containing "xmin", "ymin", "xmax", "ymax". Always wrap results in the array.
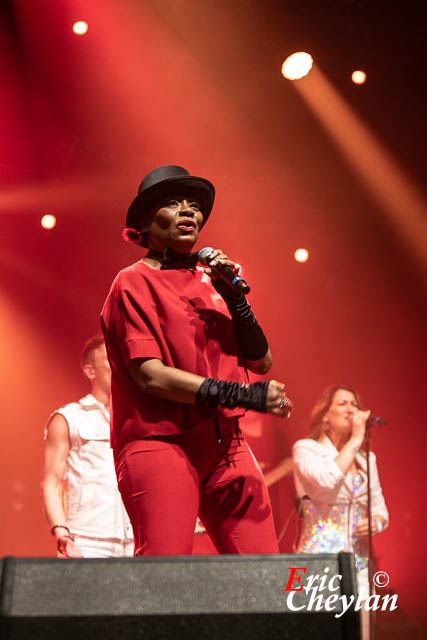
[{"xmin": 366, "ymin": 423, "xmax": 374, "ymax": 640}]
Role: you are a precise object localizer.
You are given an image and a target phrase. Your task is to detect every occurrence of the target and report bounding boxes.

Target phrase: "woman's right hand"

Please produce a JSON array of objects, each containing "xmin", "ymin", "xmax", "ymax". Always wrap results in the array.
[
  {"xmin": 57, "ymin": 536, "xmax": 83, "ymax": 559},
  {"xmin": 334, "ymin": 408, "xmax": 371, "ymax": 475},
  {"xmin": 266, "ymin": 380, "xmax": 294, "ymax": 418},
  {"xmin": 350, "ymin": 409, "xmax": 371, "ymax": 444}
]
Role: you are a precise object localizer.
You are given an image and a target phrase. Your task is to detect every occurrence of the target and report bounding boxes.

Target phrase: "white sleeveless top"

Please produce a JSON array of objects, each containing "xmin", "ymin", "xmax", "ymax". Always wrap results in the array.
[{"xmin": 54, "ymin": 394, "xmax": 133, "ymax": 540}]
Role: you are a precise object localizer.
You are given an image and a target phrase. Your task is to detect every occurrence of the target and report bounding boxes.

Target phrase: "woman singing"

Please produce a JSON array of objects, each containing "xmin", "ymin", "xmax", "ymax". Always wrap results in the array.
[
  {"xmin": 292, "ymin": 385, "xmax": 389, "ymax": 638},
  {"xmin": 101, "ymin": 164, "xmax": 293, "ymax": 556}
]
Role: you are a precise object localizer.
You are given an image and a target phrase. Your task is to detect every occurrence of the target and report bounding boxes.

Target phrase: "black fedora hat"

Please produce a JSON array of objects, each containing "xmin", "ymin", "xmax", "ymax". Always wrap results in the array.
[{"xmin": 126, "ymin": 165, "xmax": 215, "ymax": 230}]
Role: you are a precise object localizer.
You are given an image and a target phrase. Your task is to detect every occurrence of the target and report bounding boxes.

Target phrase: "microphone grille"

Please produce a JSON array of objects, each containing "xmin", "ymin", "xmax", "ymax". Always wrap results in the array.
[
  {"xmin": 368, "ymin": 416, "xmax": 388, "ymax": 426},
  {"xmin": 198, "ymin": 247, "xmax": 215, "ymax": 264}
]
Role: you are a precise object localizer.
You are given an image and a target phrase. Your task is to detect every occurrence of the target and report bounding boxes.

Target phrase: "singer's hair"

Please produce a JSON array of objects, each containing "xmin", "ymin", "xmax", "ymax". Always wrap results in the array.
[
  {"xmin": 80, "ymin": 334, "xmax": 105, "ymax": 369},
  {"xmin": 131, "ymin": 208, "xmax": 155, "ymax": 248},
  {"xmin": 307, "ymin": 385, "xmax": 365, "ymax": 440}
]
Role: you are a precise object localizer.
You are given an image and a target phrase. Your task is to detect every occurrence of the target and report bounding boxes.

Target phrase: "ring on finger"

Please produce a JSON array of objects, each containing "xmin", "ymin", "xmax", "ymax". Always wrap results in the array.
[{"xmin": 279, "ymin": 396, "xmax": 290, "ymax": 409}]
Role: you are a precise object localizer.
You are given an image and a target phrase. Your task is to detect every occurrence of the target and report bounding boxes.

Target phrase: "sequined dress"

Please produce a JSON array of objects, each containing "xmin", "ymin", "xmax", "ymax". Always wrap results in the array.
[
  {"xmin": 292, "ymin": 436, "xmax": 389, "ymax": 599},
  {"xmin": 297, "ymin": 474, "xmax": 368, "ymax": 571}
]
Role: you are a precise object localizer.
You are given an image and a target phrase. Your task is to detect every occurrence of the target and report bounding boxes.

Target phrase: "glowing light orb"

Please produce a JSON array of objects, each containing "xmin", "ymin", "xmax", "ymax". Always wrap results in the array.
[
  {"xmin": 281, "ymin": 52, "xmax": 313, "ymax": 80},
  {"xmin": 41, "ymin": 214, "xmax": 56, "ymax": 230},
  {"xmin": 352, "ymin": 70, "xmax": 366, "ymax": 85},
  {"xmin": 294, "ymin": 248, "xmax": 309, "ymax": 263},
  {"xmin": 73, "ymin": 21, "xmax": 88, "ymax": 35}
]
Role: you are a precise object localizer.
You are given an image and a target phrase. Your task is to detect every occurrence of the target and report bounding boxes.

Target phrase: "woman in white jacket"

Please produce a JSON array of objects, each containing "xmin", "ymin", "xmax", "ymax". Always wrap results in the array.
[{"xmin": 292, "ymin": 385, "xmax": 389, "ymax": 638}]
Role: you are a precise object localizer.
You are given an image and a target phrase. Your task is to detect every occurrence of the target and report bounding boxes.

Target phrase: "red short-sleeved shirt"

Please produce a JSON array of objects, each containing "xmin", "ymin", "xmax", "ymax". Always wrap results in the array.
[{"xmin": 101, "ymin": 261, "xmax": 247, "ymax": 448}]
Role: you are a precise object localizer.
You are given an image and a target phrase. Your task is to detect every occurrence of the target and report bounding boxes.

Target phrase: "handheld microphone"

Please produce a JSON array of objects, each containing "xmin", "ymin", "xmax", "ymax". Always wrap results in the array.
[
  {"xmin": 198, "ymin": 247, "xmax": 251, "ymax": 294},
  {"xmin": 367, "ymin": 415, "xmax": 387, "ymax": 426}
]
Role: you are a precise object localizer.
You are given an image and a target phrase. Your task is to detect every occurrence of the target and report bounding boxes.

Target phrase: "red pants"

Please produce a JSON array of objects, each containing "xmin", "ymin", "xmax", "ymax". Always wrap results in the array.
[{"xmin": 114, "ymin": 417, "xmax": 279, "ymax": 556}]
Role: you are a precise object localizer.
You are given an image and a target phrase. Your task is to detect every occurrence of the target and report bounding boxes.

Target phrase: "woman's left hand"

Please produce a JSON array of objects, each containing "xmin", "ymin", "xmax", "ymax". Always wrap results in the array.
[
  {"xmin": 266, "ymin": 380, "xmax": 294, "ymax": 417},
  {"xmin": 355, "ymin": 516, "xmax": 384, "ymax": 536}
]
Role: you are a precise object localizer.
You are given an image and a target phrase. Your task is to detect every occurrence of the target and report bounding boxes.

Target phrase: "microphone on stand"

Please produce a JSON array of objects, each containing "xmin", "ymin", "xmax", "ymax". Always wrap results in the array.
[{"xmin": 198, "ymin": 247, "xmax": 251, "ymax": 294}]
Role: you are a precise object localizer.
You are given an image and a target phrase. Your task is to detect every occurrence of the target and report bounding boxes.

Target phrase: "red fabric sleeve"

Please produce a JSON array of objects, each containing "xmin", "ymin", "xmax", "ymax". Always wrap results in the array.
[{"xmin": 105, "ymin": 271, "xmax": 163, "ymax": 367}]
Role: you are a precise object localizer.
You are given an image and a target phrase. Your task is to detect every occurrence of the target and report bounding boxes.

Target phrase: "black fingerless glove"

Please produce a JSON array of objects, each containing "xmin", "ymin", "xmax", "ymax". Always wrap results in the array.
[
  {"xmin": 196, "ymin": 377, "xmax": 269, "ymax": 412},
  {"xmin": 212, "ymin": 278, "xmax": 269, "ymax": 360}
]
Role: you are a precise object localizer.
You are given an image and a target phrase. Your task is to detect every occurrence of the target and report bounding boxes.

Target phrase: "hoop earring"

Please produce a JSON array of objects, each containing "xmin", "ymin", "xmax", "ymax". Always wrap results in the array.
[{"xmin": 122, "ymin": 227, "xmax": 143, "ymax": 245}]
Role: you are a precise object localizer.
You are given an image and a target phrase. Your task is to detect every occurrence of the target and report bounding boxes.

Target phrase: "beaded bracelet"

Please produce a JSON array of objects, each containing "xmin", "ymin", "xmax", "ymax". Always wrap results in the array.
[{"xmin": 51, "ymin": 524, "xmax": 71, "ymax": 537}]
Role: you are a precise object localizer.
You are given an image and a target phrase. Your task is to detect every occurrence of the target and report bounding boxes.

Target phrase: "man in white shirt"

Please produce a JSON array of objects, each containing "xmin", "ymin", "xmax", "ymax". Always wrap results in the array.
[{"xmin": 42, "ymin": 335, "xmax": 134, "ymax": 558}]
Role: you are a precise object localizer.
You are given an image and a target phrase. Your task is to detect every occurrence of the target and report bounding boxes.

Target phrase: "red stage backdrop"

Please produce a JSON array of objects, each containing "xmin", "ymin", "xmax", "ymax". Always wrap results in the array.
[{"xmin": 1, "ymin": 1, "xmax": 425, "ymax": 636}]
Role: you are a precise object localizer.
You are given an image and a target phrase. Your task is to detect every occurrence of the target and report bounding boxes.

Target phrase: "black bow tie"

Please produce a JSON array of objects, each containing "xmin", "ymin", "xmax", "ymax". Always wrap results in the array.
[{"xmin": 152, "ymin": 249, "xmax": 200, "ymax": 271}]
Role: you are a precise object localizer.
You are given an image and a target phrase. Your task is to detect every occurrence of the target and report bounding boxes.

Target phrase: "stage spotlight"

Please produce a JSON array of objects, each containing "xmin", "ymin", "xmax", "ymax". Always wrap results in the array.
[
  {"xmin": 41, "ymin": 214, "xmax": 56, "ymax": 230},
  {"xmin": 294, "ymin": 248, "xmax": 309, "ymax": 263},
  {"xmin": 281, "ymin": 52, "xmax": 313, "ymax": 80},
  {"xmin": 352, "ymin": 70, "xmax": 366, "ymax": 85},
  {"xmin": 72, "ymin": 21, "xmax": 88, "ymax": 35}
]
